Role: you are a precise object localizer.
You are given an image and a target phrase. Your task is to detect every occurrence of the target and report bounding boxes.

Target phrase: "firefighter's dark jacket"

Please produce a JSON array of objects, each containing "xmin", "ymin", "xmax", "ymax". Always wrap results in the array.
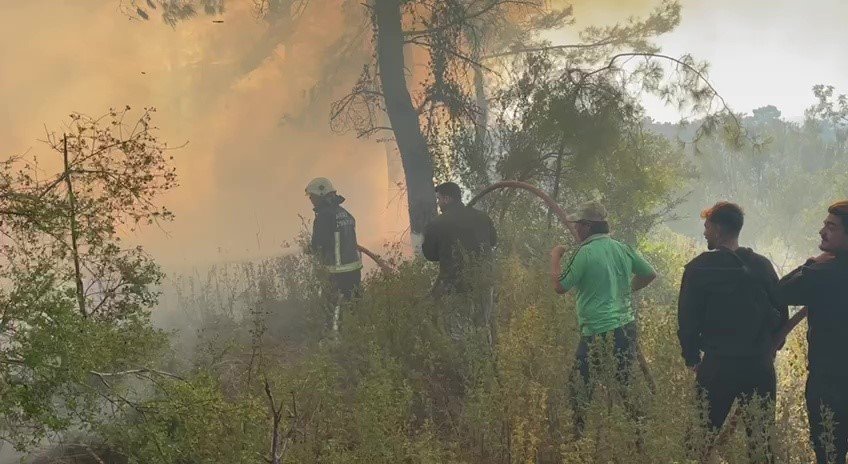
[
  {"xmin": 310, "ymin": 194, "xmax": 362, "ymax": 274},
  {"xmin": 677, "ymin": 247, "xmax": 788, "ymax": 367},
  {"xmin": 422, "ymin": 202, "xmax": 497, "ymax": 291},
  {"xmin": 778, "ymin": 253, "xmax": 848, "ymax": 379}
]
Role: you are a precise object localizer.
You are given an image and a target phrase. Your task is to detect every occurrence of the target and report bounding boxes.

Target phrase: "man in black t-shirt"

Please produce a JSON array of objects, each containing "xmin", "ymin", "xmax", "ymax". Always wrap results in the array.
[
  {"xmin": 779, "ymin": 200, "xmax": 848, "ymax": 464},
  {"xmin": 678, "ymin": 202, "xmax": 786, "ymax": 461}
]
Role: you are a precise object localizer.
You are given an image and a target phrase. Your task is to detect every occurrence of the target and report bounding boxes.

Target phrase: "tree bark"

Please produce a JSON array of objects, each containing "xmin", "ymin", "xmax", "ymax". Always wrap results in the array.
[
  {"xmin": 63, "ymin": 135, "xmax": 86, "ymax": 318},
  {"xmin": 264, "ymin": 378, "xmax": 284, "ymax": 464},
  {"xmin": 470, "ymin": 60, "xmax": 493, "ymax": 191},
  {"xmin": 546, "ymin": 151, "xmax": 564, "ymax": 230},
  {"xmin": 374, "ymin": 0, "xmax": 436, "ymax": 252},
  {"xmin": 473, "ymin": 62, "xmax": 488, "ymax": 149}
]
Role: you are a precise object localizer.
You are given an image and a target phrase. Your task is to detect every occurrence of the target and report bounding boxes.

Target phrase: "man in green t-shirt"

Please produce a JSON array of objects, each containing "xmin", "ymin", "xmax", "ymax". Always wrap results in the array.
[{"xmin": 549, "ymin": 200, "xmax": 656, "ymax": 435}]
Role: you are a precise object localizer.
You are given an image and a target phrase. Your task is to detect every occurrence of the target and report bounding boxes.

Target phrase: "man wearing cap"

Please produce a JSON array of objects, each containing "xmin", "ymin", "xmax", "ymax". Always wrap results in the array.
[
  {"xmin": 305, "ymin": 177, "xmax": 363, "ymax": 330},
  {"xmin": 778, "ymin": 200, "xmax": 848, "ymax": 464},
  {"xmin": 549, "ymin": 200, "xmax": 657, "ymax": 435}
]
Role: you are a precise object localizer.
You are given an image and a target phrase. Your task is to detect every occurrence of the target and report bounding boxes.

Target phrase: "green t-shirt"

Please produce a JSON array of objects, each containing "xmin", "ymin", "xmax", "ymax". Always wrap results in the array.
[{"xmin": 559, "ymin": 234, "xmax": 655, "ymax": 336}]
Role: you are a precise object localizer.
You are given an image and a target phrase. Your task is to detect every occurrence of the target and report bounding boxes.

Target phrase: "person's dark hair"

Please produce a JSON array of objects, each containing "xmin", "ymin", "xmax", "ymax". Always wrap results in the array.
[
  {"xmin": 828, "ymin": 200, "xmax": 848, "ymax": 231},
  {"xmin": 435, "ymin": 182, "xmax": 463, "ymax": 202},
  {"xmin": 582, "ymin": 220, "xmax": 609, "ymax": 235},
  {"xmin": 701, "ymin": 201, "xmax": 744, "ymax": 237}
]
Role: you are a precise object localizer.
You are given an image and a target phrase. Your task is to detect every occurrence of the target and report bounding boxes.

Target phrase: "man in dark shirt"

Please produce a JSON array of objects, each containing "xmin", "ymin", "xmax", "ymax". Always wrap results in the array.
[
  {"xmin": 423, "ymin": 182, "xmax": 497, "ymax": 342},
  {"xmin": 778, "ymin": 200, "xmax": 848, "ymax": 464},
  {"xmin": 423, "ymin": 182, "xmax": 497, "ymax": 295},
  {"xmin": 678, "ymin": 202, "xmax": 787, "ymax": 459}
]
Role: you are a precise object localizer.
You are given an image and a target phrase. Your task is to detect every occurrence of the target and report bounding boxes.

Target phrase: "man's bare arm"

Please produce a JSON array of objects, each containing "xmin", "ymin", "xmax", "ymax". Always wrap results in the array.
[
  {"xmin": 550, "ymin": 246, "xmax": 567, "ymax": 294},
  {"xmin": 631, "ymin": 273, "xmax": 657, "ymax": 293}
]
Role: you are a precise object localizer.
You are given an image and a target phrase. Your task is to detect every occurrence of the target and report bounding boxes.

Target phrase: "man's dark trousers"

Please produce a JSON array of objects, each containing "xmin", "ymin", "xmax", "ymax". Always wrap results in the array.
[
  {"xmin": 807, "ymin": 373, "xmax": 848, "ymax": 464},
  {"xmin": 695, "ymin": 353, "xmax": 776, "ymax": 464},
  {"xmin": 696, "ymin": 353, "xmax": 776, "ymax": 430},
  {"xmin": 570, "ymin": 321, "xmax": 640, "ymax": 435}
]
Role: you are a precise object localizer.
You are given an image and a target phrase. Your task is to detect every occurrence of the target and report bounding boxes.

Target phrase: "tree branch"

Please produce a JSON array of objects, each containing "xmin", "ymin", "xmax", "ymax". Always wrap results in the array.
[
  {"xmin": 576, "ymin": 52, "xmax": 743, "ymax": 131},
  {"xmin": 405, "ymin": 38, "xmax": 496, "ymax": 74},
  {"xmin": 403, "ymin": 0, "xmax": 541, "ymax": 38},
  {"xmin": 63, "ymin": 135, "xmax": 87, "ymax": 318},
  {"xmin": 263, "ymin": 376, "xmax": 285, "ymax": 464},
  {"xmin": 89, "ymin": 368, "xmax": 185, "ymax": 382},
  {"xmin": 482, "ymin": 37, "xmax": 618, "ymax": 59}
]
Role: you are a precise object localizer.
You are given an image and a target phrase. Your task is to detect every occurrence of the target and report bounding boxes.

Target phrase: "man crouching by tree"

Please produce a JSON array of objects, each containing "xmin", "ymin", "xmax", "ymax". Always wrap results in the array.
[
  {"xmin": 549, "ymin": 200, "xmax": 656, "ymax": 438},
  {"xmin": 778, "ymin": 200, "xmax": 848, "ymax": 464},
  {"xmin": 423, "ymin": 182, "xmax": 497, "ymax": 346},
  {"xmin": 305, "ymin": 177, "xmax": 362, "ymax": 332},
  {"xmin": 677, "ymin": 202, "xmax": 786, "ymax": 463}
]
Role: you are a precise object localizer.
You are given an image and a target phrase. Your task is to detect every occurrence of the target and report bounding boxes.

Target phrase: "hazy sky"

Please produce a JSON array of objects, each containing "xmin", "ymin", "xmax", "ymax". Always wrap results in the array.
[
  {"xmin": 644, "ymin": 0, "xmax": 848, "ymax": 121},
  {"xmin": 1, "ymin": 0, "xmax": 846, "ymax": 271}
]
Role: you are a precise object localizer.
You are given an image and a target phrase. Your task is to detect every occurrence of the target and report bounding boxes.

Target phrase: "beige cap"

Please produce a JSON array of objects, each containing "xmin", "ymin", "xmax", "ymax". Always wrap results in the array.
[{"xmin": 566, "ymin": 200, "xmax": 608, "ymax": 222}]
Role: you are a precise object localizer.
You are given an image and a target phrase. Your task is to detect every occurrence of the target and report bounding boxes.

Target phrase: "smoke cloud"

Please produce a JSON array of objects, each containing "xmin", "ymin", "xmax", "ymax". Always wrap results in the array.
[
  {"xmin": 2, "ymin": 0, "xmax": 777, "ymax": 272},
  {"xmin": 0, "ymin": 0, "xmax": 406, "ymax": 271}
]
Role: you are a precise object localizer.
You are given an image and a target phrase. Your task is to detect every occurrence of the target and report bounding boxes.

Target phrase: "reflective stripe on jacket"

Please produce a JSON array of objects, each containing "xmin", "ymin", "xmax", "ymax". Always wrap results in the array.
[{"xmin": 311, "ymin": 195, "xmax": 362, "ymax": 274}]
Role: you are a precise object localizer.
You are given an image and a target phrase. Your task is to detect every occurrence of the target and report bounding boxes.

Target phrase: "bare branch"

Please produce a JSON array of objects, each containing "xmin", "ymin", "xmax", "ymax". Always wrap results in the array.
[
  {"xmin": 263, "ymin": 376, "xmax": 284, "ymax": 464},
  {"xmin": 403, "ymin": 0, "xmax": 542, "ymax": 38},
  {"xmin": 405, "ymin": 38, "xmax": 497, "ymax": 74},
  {"xmin": 576, "ymin": 52, "xmax": 743, "ymax": 131},
  {"xmin": 89, "ymin": 368, "xmax": 185, "ymax": 382}
]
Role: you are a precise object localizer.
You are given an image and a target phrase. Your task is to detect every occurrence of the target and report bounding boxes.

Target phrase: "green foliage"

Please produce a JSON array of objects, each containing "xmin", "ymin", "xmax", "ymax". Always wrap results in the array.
[
  {"xmin": 636, "ymin": 228, "xmax": 698, "ymax": 307},
  {"xmin": 108, "ymin": 238, "xmax": 811, "ymax": 463},
  {"xmin": 0, "ymin": 108, "xmax": 174, "ymax": 449},
  {"xmin": 100, "ymin": 374, "xmax": 266, "ymax": 464},
  {"xmin": 18, "ymin": 5, "xmax": 845, "ymax": 461},
  {"xmin": 0, "ymin": 281, "xmax": 165, "ymax": 450},
  {"xmin": 454, "ymin": 53, "xmax": 692, "ymax": 246},
  {"xmin": 9, "ymin": 217, "xmax": 817, "ymax": 464},
  {"xmin": 807, "ymin": 84, "xmax": 848, "ymax": 126},
  {"xmin": 649, "ymin": 102, "xmax": 848, "ymax": 260},
  {"xmin": 554, "ymin": 0, "xmax": 681, "ymax": 64}
]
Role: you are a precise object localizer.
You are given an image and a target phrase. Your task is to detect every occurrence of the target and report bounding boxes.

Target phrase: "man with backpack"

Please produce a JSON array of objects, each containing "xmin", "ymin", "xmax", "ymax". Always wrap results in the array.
[{"xmin": 677, "ymin": 202, "xmax": 787, "ymax": 460}]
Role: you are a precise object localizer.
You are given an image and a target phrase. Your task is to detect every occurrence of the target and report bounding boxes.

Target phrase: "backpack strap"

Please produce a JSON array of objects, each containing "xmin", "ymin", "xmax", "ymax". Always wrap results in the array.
[{"xmin": 722, "ymin": 247, "xmax": 781, "ymax": 334}]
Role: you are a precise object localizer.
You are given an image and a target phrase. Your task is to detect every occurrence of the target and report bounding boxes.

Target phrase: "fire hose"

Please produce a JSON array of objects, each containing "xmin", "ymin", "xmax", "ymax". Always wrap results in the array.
[
  {"xmin": 356, "ymin": 180, "xmax": 579, "ymax": 272},
  {"xmin": 358, "ymin": 181, "xmax": 656, "ymax": 392},
  {"xmin": 354, "ymin": 181, "xmax": 579, "ymax": 271},
  {"xmin": 356, "ymin": 244, "xmax": 393, "ymax": 274},
  {"xmin": 467, "ymin": 180, "xmax": 580, "ymax": 238},
  {"xmin": 469, "ymin": 180, "xmax": 656, "ymax": 393}
]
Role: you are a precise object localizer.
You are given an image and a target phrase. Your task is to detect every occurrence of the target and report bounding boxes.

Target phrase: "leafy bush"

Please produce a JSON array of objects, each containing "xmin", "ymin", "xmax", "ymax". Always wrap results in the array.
[{"xmin": 93, "ymin": 242, "xmax": 822, "ymax": 464}]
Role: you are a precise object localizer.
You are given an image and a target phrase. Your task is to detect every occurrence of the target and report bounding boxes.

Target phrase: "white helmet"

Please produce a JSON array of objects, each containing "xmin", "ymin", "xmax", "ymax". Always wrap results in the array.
[{"xmin": 305, "ymin": 177, "xmax": 336, "ymax": 197}]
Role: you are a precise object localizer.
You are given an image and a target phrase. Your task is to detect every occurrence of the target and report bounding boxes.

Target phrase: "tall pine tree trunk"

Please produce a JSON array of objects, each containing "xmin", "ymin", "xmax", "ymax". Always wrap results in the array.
[
  {"xmin": 374, "ymin": 0, "xmax": 436, "ymax": 252},
  {"xmin": 471, "ymin": 60, "xmax": 492, "ymax": 190}
]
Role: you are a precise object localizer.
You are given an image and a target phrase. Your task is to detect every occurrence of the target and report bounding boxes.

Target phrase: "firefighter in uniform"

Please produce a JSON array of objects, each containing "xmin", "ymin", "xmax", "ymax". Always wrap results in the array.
[{"xmin": 305, "ymin": 177, "xmax": 363, "ymax": 331}]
